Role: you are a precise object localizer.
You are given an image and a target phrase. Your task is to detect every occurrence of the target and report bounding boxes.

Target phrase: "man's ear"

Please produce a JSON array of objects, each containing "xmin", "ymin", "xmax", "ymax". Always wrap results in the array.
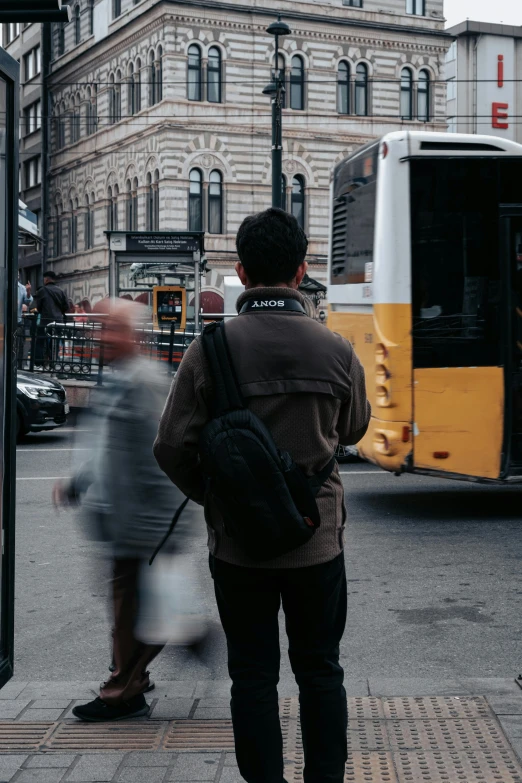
[
  {"xmin": 294, "ymin": 261, "xmax": 308, "ymax": 288},
  {"xmin": 235, "ymin": 262, "xmax": 249, "ymax": 287}
]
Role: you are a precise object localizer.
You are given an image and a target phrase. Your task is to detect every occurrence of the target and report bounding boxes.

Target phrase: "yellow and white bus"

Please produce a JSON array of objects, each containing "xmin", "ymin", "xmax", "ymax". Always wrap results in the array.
[{"xmin": 328, "ymin": 131, "xmax": 522, "ymax": 482}]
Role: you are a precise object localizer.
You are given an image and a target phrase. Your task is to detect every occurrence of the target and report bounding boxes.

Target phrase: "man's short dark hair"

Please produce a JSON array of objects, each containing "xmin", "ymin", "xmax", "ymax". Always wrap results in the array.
[
  {"xmin": 43, "ymin": 270, "xmax": 57, "ymax": 281},
  {"xmin": 236, "ymin": 208, "xmax": 308, "ymax": 286}
]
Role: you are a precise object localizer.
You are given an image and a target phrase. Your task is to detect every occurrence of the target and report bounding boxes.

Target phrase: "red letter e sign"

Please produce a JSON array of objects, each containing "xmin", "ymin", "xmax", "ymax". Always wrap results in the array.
[{"xmin": 492, "ymin": 102, "xmax": 509, "ymax": 129}]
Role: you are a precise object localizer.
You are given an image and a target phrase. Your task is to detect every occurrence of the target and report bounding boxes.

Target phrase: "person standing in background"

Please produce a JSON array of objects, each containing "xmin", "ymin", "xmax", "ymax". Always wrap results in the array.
[
  {"xmin": 16, "ymin": 274, "xmax": 33, "ymax": 369},
  {"xmin": 32, "ymin": 271, "xmax": 69, "ymax": 364}
]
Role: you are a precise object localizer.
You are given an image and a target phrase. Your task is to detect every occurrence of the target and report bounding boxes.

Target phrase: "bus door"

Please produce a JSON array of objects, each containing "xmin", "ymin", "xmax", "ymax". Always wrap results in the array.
[
  {"xmin": 410, "ymin": 159, "xmax": 505, "ymax": 480},
  {"xmin": 500, "ymin": 206, "xmax": 522, "ymax": 469}
]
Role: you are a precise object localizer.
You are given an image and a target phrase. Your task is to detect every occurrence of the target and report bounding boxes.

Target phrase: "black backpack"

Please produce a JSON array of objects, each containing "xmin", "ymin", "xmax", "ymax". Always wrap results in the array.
[{"xmin": 199, "ymin": 321, "xmax": 335, "ymax": 562}]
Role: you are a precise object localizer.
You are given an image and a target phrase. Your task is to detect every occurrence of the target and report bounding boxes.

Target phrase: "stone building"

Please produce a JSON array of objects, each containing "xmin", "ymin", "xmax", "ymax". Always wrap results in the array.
[
  {"xmin": 46, "ymin": 0, "xmax": 450, "ymax": 310},
  {"xmin": 2, "ymin": 21, "xmax": 44, "ymax": 287}
]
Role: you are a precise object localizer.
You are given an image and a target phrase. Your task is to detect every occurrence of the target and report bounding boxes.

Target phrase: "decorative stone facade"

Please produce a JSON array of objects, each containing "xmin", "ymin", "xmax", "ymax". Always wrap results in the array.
[{"xmin": 47, "ymin": 0, "xmax": 450, "ymax": 308}]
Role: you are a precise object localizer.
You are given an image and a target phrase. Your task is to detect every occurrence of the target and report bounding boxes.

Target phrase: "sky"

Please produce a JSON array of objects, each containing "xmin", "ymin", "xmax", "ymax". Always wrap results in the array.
[{"xmin": 445, "ymin": 0, "xmax": 521, "ymax": 28}]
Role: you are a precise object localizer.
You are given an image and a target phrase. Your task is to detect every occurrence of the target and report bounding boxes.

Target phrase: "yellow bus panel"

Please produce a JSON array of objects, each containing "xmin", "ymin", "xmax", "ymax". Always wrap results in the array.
[{"xmin": 413, "ymin": 366, "xmax": 504, "ymax": 480}]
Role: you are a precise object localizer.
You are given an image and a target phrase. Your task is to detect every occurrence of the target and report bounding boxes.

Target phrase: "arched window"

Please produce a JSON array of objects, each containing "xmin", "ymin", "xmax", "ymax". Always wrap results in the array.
[
  {"xmin": 71, "ymin": 96, "xmax": 80, "ymax": 143},
  {"xmin": 188, "ymin": 44, "xmax": 202, "ymax": 102},
  {"xmin": 132, "ymin": 177, "xmax": 138, "ymax": 230},
  {"xmin": 290, "ymin": 55, "xmax": 305, "ymax": 111},
  {"xmin": 355, "ymin": 62, "xmax": 368, "ymax": 116},
  {"xmin": 208, "ymin": 170, "xmax": 223, "ymax": 234},
  {"xmin": 156, "ymin": 46, "xmax": 163, "ymax": 102},
  {"xmin": 153, "ymin": 170, "xmax": 159, "ymax": 230},
  {"xmin": 134, "ymin": 58, "xmax": 142, "ymax": 112},
  {"xmin": 418, "ymin": 69, "xmax": 430, "ymax": 122},
  {"xmin": 74, "ymin": 5, "xmax": 81, "ymax": 46},
  {"xmin": 128, "ymin": 62, "xmax": 135, "ymax": 115},
  {"xmin": 57, "ymin": 108, "xmax": 65, "ymax": 147},
  {"xmin": 145, "ymin": 172, "xmax": 159, "ymax": 230},
  {"xmin": 84, "ymin": 193, "xmax": 94, "ymax": 250},
  {"xmin": 208, "ymin": 46, "xmax": 221, "ymax": 103},
  {"xmin": 54, "ymin": 200, "xmax": 63, "ymax": 256},
  {"xmin": 109, "ymin": 73, "xmax": 115, "ymax": 122},
  {"xmin": 281, "ymin": 174, "xmax": 287, "ymax": 211},
  {"xmin": 291, "ymin": 175, "xmax": 305, "ymax": 230},
  {"xmin": 88, "ymin": 83, "xmax": 97, "ymax": 133},
  {"xmin": 115, "ymin": 70, "xmax": 122, "ymax": 121},
  {"xmin": 337, "ymin": 61, "xmax": 350, "ymax": 115},
  {"xmin": 107, "ymin": 186, "xmax": 113, "ymax": 229},
  {"xmin": 89, "ymin": 0, "xmax": 94, "ymax": 35},
  {"xmin": 400, "ymin": 67, "xmax": 413, "ymax": 120},
  {"xmin": 149, "ymin": 50, "xmax": 156, "ymax": 106},
  {"xmin": 70, "ymin": 199, "xmax": 77, "ymax": 254},
  {"xmin": 189, "ymin": 169, "xmax": 203, "ymax": 231},
  {"xmin": 146, "ymin": 173, "xmax": 154, "ymax": 230},
  {"xmin": 125, "ymin": 180, "xmax": 132, "ymax": 230},
  {"xmin": 112, "ymin": 184, "xmax": 119, "ymax": 230}
]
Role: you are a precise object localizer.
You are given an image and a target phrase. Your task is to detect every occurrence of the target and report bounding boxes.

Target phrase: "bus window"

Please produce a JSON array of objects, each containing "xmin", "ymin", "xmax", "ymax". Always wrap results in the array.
[
  {"xmin": 331, "ymin": 142, "xmax": 379, "ymax": 285},
  {"xmin": 411, "ymin": 159, "xmax": 503, "ymax": 369}
]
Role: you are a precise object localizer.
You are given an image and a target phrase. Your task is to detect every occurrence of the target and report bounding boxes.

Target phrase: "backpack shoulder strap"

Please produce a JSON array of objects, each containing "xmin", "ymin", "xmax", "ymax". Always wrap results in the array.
[
  {"xmin": 307, "ymin": 455, "xmax": 337, "ymax": 497},
  {"xmin": 201, "ymin": 321, "xmax": 244, "ymax": 416}
]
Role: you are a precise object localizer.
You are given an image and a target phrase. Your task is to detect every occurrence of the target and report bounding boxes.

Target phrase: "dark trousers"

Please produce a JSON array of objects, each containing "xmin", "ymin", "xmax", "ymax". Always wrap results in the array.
[
  {"xmin": 100, "ymin": 558, "xmax": 163, "ymax": 705},
  {"xmin": 210, "ymin": 552, "xmax": 348, "ymax": 783}
]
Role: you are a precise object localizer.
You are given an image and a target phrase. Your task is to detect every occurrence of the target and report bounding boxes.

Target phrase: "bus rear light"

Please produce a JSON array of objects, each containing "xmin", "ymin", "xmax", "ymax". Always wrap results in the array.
[
  {"xmin": 376, "ymin": 364, "xmax": 390, "ymax": 382},
  {"xmin": 402, "ymin": 426, "xmax": 410, "ymax": 443},
  {"xmin": 376, "ymin": 385, "xmax": 389, "ymax": 401},
  {"xmin": 375, "ymin": 432, "xmax": 390, "ymax": 452},
  {"xmin": 433, "ymin": 451, "xmax": 449, "ymax": 459},
  {"xmin": 375, "ymin": 343, "xmax": 388, "ymax": 361}
]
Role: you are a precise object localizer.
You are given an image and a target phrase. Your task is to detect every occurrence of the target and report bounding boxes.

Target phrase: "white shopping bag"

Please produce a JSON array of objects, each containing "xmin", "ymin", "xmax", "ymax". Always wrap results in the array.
[{"xmin": 136, "ymin": 553, "xmax": 206, "ymax": 646}]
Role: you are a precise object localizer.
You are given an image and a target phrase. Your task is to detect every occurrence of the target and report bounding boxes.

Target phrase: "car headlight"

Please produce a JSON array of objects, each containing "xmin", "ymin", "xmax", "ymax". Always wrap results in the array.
[{"xmin": 18, "ymin": 384, "xmax": 55, "ymax": 399}]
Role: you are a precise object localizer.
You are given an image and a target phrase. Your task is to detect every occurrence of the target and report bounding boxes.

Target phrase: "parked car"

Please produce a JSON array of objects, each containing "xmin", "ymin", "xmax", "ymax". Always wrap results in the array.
[{"xmin": 16, "ymin": 371, "xmax": 69, "ymax": 439}]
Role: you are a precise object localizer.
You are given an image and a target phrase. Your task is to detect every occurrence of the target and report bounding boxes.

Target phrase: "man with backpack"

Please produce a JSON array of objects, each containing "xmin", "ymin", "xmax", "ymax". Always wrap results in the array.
[{"xmin": 154, "ymin": 207, "xmax": 371, "ymax": 783}]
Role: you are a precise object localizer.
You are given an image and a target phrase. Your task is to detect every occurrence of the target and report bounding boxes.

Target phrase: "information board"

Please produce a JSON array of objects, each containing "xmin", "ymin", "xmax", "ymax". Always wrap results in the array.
[{"xmin": 110, "ymin": 232, "xmax": 203, "ymax": 254}]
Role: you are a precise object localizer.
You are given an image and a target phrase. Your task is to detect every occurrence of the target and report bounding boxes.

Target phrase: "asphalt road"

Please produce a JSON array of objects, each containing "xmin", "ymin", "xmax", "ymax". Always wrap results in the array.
[{"xmin": 14, "ymin": 423, "xmax": 522, "ymax": 685}]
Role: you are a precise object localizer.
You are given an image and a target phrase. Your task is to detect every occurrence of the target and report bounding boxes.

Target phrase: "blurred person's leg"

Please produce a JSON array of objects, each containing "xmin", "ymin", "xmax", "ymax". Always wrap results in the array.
[
  {"xmin": 210, "ymin": 555, "xmax": 285, "ymax": 783},
  {"xmin": 282, "ymin": 554, "xmax": 347, "ymax": 783},
  {"xmin": 100, "ymin": 558, "xmax": 163, "ymax": 705}
]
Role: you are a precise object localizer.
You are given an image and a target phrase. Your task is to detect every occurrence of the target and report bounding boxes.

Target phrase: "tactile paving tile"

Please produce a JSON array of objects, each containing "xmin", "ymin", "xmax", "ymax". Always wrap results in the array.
[
  {"xmin": 48, "ymin": 721, "xmax": 164, "ymax": 750},
  {"xmin": 0, "ymin": 722, "xmax": 55, "ymax": 751},
  {"xmin": 163, "ymin": 720, "xmax": 234, "ymax": 750},
  {"xmin": 383, "ymin": 696, "xmax": 491, "ymax": 721},
  {"xmin": 348, "ymin": 697, "xmax": 386, "ymax": 720},
  {"xmin": 348, "ymin": 720, "xmax": 390, "ymax": 751},
  {"xmin": 394, "ymin": 749, "xmax": 522, "ymax": 783},
  {"xmin": 389, "ymin": 717, "xmax": 511, "ymax": 752},
  {"xmin": 345, "ymin": 751, "xmax": 398, "ymax": 783}
]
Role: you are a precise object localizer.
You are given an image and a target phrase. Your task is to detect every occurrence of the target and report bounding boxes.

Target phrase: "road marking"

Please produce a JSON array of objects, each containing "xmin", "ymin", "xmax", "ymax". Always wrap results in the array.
[
  {"xmin": 16, "ymin": 477, "xmax": 68, "ymax": 481},
  {"xmin": 17, "ymin": 448, "xmax": 89, "ymax": 452},
  {"xmin": 339, "ymin": 469, "xmax": 390, "ymax": 475}
]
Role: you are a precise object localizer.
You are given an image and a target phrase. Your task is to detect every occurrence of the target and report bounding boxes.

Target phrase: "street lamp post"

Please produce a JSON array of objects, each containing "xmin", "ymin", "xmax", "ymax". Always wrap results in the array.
[{"xmin": 263, "ymin": 16, "xmax": 291, "ymax": 209}]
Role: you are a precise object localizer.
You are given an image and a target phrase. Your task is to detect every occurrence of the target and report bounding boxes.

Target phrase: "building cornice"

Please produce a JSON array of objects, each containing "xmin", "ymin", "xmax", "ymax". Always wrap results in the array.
[
  {"xmin": 49, "ymin": 0, "xmax": 450, "ymax": 84},
  {"xmin": 167, "ymin": 0, "xmax": 450, "ymax": 39}
]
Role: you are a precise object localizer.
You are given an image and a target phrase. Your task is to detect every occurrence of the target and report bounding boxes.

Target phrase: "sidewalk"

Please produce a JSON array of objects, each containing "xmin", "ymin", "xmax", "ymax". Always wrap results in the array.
[{"xmin": 0, "ymin": 678, "xmax": 521, "ymax": 781}]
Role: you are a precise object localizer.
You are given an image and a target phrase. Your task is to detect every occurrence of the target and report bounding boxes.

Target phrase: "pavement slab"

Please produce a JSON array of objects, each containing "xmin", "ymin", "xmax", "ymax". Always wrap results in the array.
[{"xmin": 0, "ymin": 685, "xmax": 519, "ymax": 781}]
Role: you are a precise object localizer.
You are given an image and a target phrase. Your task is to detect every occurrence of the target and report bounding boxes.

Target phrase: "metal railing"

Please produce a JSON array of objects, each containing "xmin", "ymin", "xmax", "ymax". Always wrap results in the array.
[{"xmin": 16, "ymin": 315, "xmax": 197, "ymax": 382}]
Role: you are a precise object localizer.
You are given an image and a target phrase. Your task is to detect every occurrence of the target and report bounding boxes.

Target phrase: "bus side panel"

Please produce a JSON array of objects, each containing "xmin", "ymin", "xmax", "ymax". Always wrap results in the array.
[
  {"xmin": 413, "ymin": 367, "xmax": 504, "ymax": 479},
  {"xmin": 329, "ymin": 303, "xmax": 413, "ymax": 472}
]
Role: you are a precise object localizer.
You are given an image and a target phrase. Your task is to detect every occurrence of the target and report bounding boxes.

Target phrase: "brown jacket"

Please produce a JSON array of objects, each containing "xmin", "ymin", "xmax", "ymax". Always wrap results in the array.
[{"xmin": 154, "ymin": 286, "xmax": 371, "ymax": 568}]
